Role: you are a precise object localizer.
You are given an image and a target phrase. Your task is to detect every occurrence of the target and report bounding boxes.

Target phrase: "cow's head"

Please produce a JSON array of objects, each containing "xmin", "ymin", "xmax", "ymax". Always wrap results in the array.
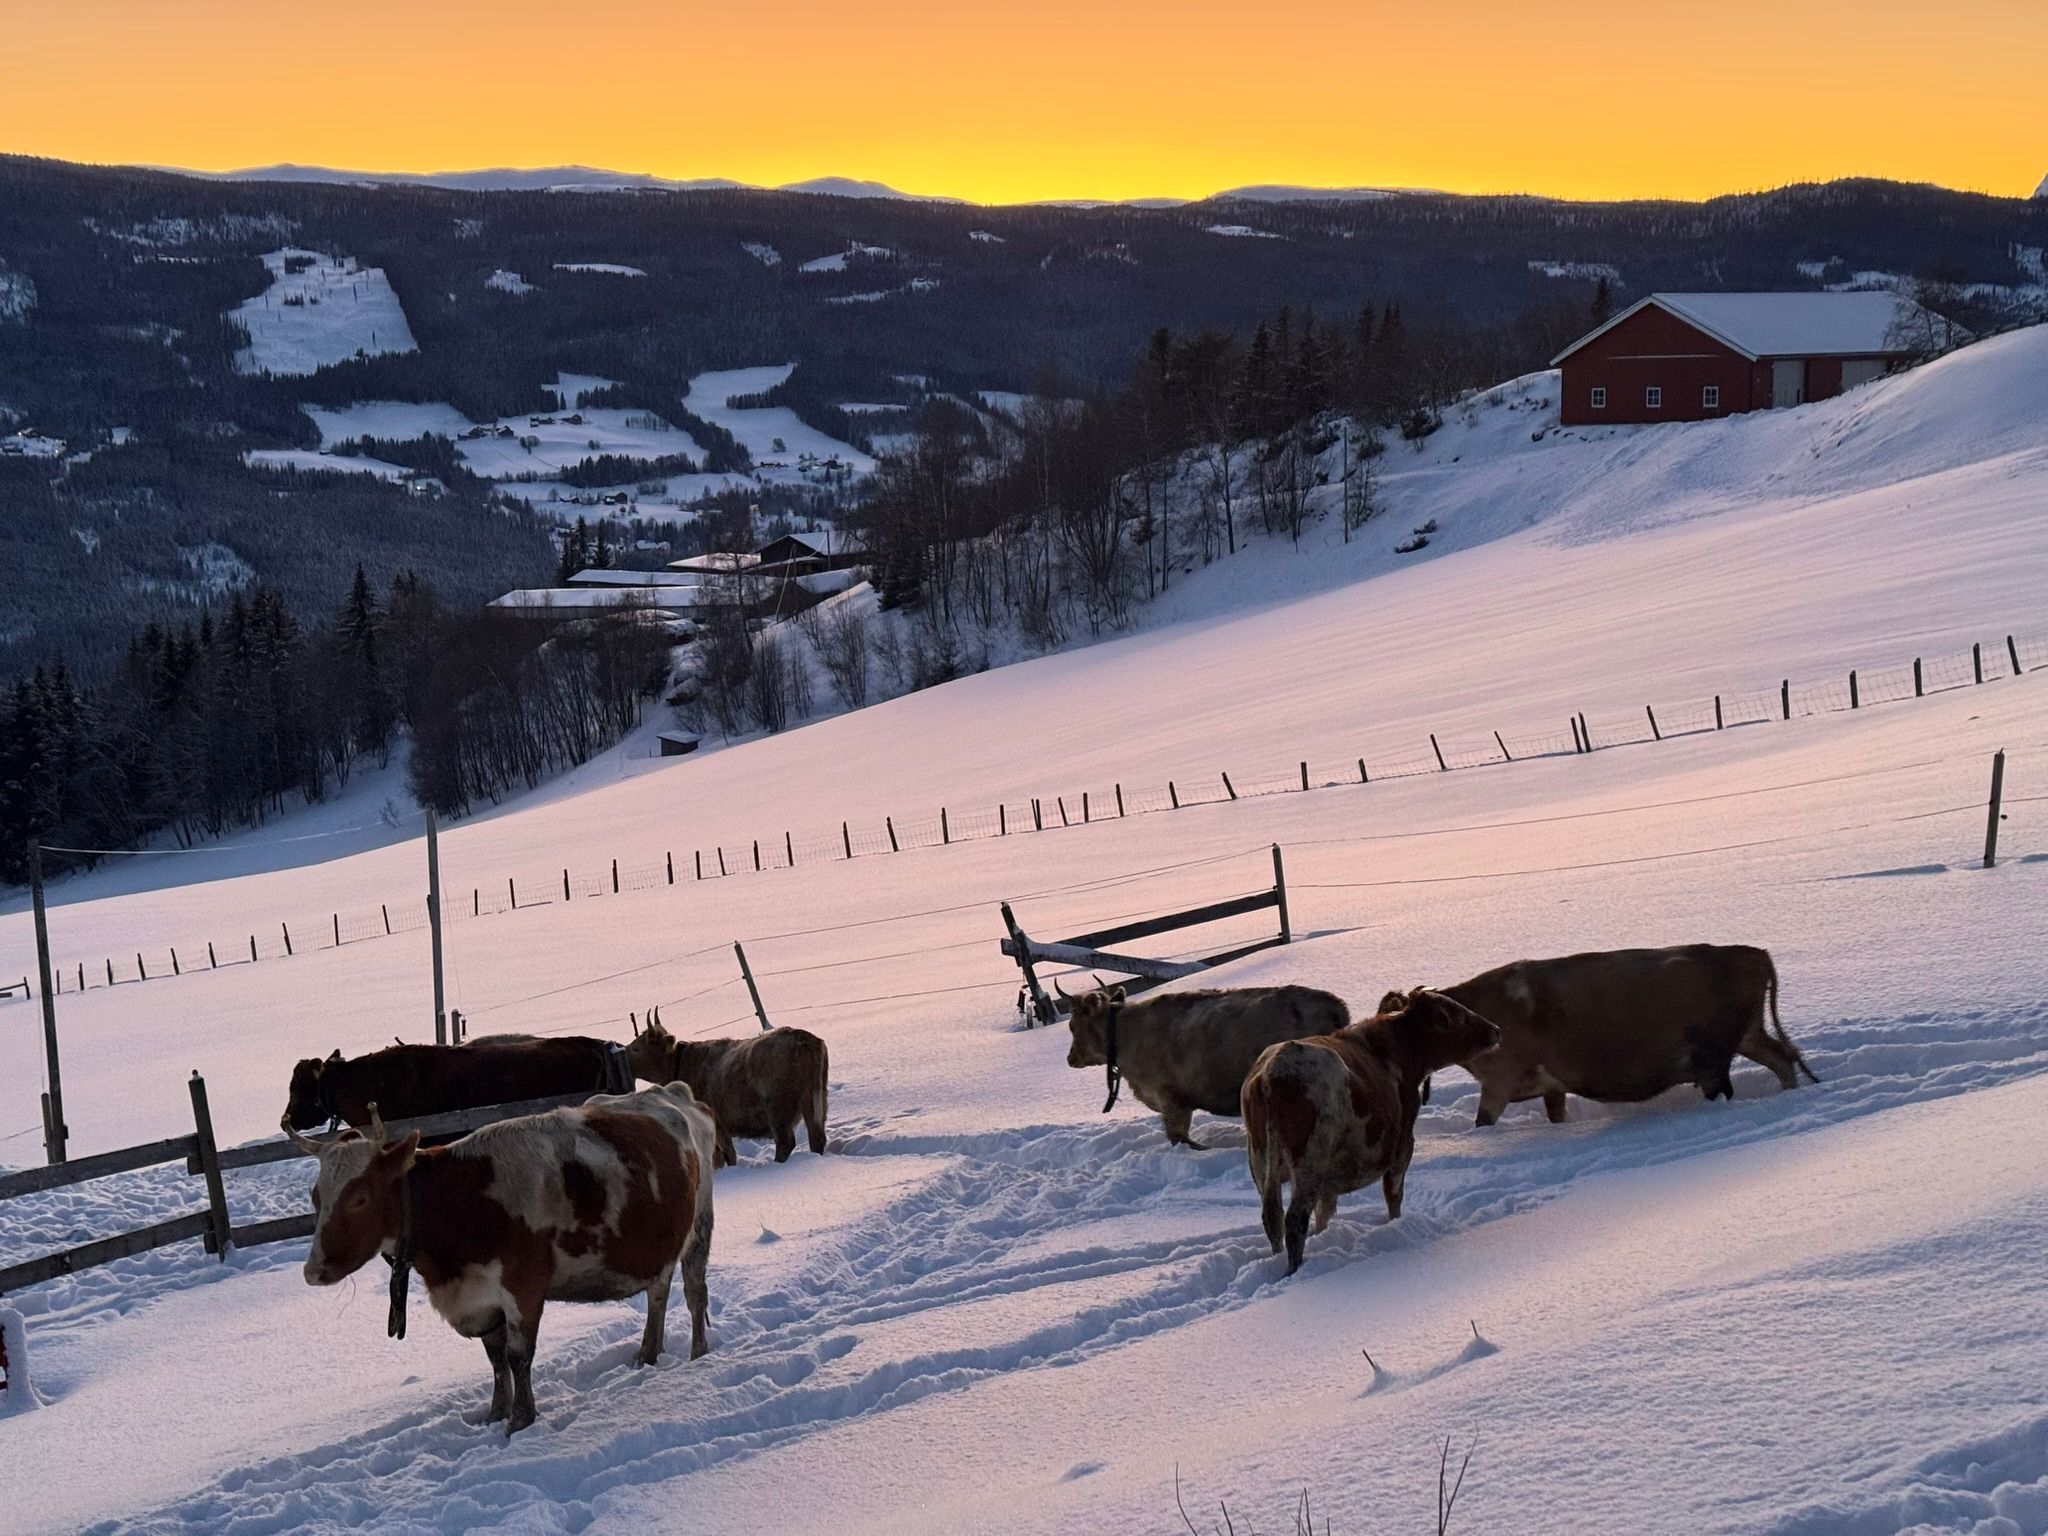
[
  {"xmin": 1063, "ymin": 982, "xmax": 1125, "ymax": 1069},
  {"xmin": 623, "ymin": 1006, "xmax": 679, "ymax": 1084},
  {"xmin": 1386, "ymin": 988, "xmax": 1500, "ymax": 1071},
  {"xmin": 282, "ymin": 1107, "xmax": 420, "ymax": 1287},
  {"xmin": 284, "ymin": 1049, "xmax": 344, "ymax": 1130}
]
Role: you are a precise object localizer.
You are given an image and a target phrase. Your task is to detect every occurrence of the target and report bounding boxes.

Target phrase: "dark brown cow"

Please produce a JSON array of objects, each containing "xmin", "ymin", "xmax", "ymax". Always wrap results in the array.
[
  {"xmin": 1242, "ymin": 989, "xmax": 1500, "ymax": 1273},
  {"xmin": 283, "ymin": 1083, "xmax": 716, "ymax": 1435},
  {"xmin": 283, "ymin": 1035, "xmax": 627, "ymax": 1132},
  {"xmin": 1405, "ymin": 943, "xmax": 1819, "ymax": 1127},
  {"xmin": 1064, "ymin": 983, "xmax": 1350, "ymax": 1147},
  {"xmin": 621, "ymin": 1009, "xmax": 828, "ymax": 1167}
]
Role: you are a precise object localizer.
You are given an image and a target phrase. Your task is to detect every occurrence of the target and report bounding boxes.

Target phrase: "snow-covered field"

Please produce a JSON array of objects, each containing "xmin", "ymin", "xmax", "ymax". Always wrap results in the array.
[
  {"xmin": 4, "ymin": 329, "xmax": 2048, "ymax": 1533},
  {"xmin": 230, "ymin": 248, "xmax": 417, "ymax": 376},
  {"xmin": 681, "ymin": 365, "xmax": 876, "ymax": 481}
]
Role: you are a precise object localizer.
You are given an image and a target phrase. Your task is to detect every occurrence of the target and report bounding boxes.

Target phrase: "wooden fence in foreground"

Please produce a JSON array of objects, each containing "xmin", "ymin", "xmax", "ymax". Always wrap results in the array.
[{"xmin": 0, "ymin": 1083, "xmax": 598, "ymax": 1298}]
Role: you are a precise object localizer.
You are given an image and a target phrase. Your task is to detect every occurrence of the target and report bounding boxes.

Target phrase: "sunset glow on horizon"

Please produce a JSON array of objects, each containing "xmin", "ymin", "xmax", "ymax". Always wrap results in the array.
[{"xmin": 3, "ymin": 0, "xmax": 2042, "ymax": 204}]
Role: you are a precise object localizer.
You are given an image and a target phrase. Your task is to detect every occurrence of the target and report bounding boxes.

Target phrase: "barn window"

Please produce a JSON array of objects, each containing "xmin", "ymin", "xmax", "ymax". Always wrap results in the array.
[
  {"xmin": 1644, "ymin": 386, "xmax": 1662, "ymax": 409},
  {"xmin": 1589, "ymin": 386, "xmax": 1607, "ymax": 409},
  {"xmin": 1702, "ymin": 385, "xmax": 1721, "ymax": 409}
]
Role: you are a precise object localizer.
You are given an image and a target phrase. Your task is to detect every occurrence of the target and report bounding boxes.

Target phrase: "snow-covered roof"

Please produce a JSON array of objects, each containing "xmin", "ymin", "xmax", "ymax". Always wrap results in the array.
[
  {"xmin": 1553, "ymin": 291, "xmax": 1919, "ymax": 365},
  {"xmin": 565, "ymin": 568, "xmax": 705, "ymax": 588}
]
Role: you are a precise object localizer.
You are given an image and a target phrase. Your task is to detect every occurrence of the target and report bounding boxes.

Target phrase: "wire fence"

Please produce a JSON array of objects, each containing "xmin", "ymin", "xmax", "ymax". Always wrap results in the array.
[{"xmin": 11, "ymin": 624, "xmax": 2042, "ymax": 1006}]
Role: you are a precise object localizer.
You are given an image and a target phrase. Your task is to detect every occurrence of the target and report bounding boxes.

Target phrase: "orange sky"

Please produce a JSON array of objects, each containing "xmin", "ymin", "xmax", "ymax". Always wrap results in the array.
[{"xmin": 3, "ymin": 0, "xmax": 2042, "ymax": 203}]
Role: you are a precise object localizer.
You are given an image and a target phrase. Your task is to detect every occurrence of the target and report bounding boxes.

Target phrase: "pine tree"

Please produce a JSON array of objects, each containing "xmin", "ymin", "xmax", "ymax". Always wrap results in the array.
[{"xmin": 1591, "ymin": 275, "xmax": 1613, "ymax": 328}]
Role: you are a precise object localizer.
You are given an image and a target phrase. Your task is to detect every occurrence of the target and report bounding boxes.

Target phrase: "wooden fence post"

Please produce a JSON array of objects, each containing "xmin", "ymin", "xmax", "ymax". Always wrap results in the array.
[
  {"xmin": 734, "ymin": 943, "xmax": 772, "ymax": 1032},
  {"xmin": 332, "ymin": 913, "xmax": 340, "ymax": 947},
  {"xmin": 998, "ymin": 806, "xmax": 1006, "ymax": 837},
  {"xmin": 1646, "ymin": 706, "xmax": 1661, "ymax": 741},
  {"xmin": 1271, "ymin": 844, "xmax": 1291, "ymax": 945},
  {"xmin": 1984, "ymin": 749, "xmax": 2006, "ymax": 869},
  {"xmin": 1057, "ymin": 796, "xmax": 1069, "ymax": 827},
  {"xmin": 1974, "ymin": 643, "xmax": 1983, "ymax": 685},
  {"xmin": 171, "ymin": 948, "xmax": 181, "ymax": 976},
  {"xmin": 281, "ymin": 923, "xmax": 293, "ymax": 957},
  {"xmin": 27, "ymin": 839, "xmax": 65, "ymax": 1164},
  {"xmin": 1299, "ymin": 761, "xmax": 1309, "ymax": 792},
  {"xmin": 785, "ymin": 831, "xmax": 794, "ymax": 866},
  {"xmin": 1221, "ymin": 772, "xmax": 1238, "ymax": 800},
  {"xmin": 1116, "ymin": 784, "xmax": 1125, "ymax": 817},
  {"xmin": 667, "ymin": 852, "xmax": 674, "ymax": 885},
  {"xmin": 136, "ymin": 952, "xmax": 147, "ymax": 981},
  {"xmin": 942, "ymin": 807, "xmax": 951, "ymax": 843},
  {"xmin": 886, "ymin": 817, "xmax": 899, "ymax": 852},
  {"xmin": 1032, "ymin": 799, "xmax": 1043, "ymax": 831},
  {"xmin": 1914, "ymin": 658, "xmax": 1923, "ymax": 696},
  {"xmin": 1781, "ymin": 680, "xmax": 1791, "ymax": 720},
  {"xmin": 188, "ymin": 1073, "xmax": 231, "ymax": 1260},
  {"xmin": 1570, "ymin": 718, "xmax": 1582, "ymax": 753},
  {"xmin": 1714, "ymin": 696, "xmax": 1723, "ymax": 730},
  {"xmin": 753, "ymin": 839, "xmax": 761, "ymax": 872},
  {"xmin": 1081, "ymin": 793, "xmax": 1089, "ymax": 824},
  {"xmin": 562, "ymin": 869, "xmax": 571, "ymax": 901},
  {"xmin": 1429, "ymin": 735, "xmax": 1447, "ymax": 772},
  {"xmin": 508, "ymin": 876, "xmax": 516, "ymax": 909},
  {"xmin": 843, "ymin": 821, "xmax": 853, "ymax": 858},
  {"xmin": 1849, "ymin": 670, "xmax": 1859, "ymax": 709},
  {"xmin": 1168, "ymin": 781, "xmax": 1179, "ymax": 809},
  {"xmin": 207, "ymin": 942, "xmax": 216, "ymax": 969},
  {"xmin": 717, "ymin": 848, "xmax": 727, "ymax": 876},
  {"xmin": 381, "ymin": 903, "xmax": 391, "ymax": 935},
  {"xmin": 1578, "ymin": 712, "xmax": 1590, "ymax": 751},
  {"xmin": 473, "ymin": 889, "xmax": 480, "ymax": 916},
  {"xmin": 1000, "ymin": 901, "xmax": 1055, "ymax": 1026},
  {"xmin": 250, "ymin": 935, "xmax": 258, "ymax": 963},
  {"xmin": 696, "ymin": 850, "xmax": 704, "ymax": 880},
  {"xmin": 107, "ymin": 958, "xmax": 114, "ymax": 986},
  {"xmin": 612, "ymin": 858, "xmax": 619, "ymax": 894},
  {"xmin": 1494, "ymin": 731, "xmax": 1512, "ymax": 762},
  {"xmin": 2009, "ymin": 636, "xmax": 2023, "ymax": 676}
]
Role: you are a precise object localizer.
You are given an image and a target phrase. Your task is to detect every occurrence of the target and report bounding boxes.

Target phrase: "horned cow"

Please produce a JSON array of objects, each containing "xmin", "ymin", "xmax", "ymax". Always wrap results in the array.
[
  {"xmin": 1063, "ymin": 983, "xmax": 1350, "ymax": 1147},
  {"xmin": 1410, "ymin": 943, "xmax": 1819, "ymax": 1127},
  {"xmin": 284, "ymin": 1083, "xmax": 716, "ymax": 1435},
  {"xmin": 1242, "ymin": 988, "xmax": 1500, "ymax": 1273},
  {"xmin": 622, "ymin": 1009, "xmax": 828, "ymax": 1167},
  {"xmin": 283, "ymin": 1035, "xmax": 627, "ymax": 1132}
]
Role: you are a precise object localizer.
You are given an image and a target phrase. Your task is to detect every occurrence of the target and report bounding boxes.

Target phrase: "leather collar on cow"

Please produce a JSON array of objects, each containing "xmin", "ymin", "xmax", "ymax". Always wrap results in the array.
[
  {"xmin": 387, "ymin": 1162, "xmax": 423, "ymax": 1341},
  {"xmin": 1101, "ymin": 995, "xmax": 1125, "ymax": 1114}
]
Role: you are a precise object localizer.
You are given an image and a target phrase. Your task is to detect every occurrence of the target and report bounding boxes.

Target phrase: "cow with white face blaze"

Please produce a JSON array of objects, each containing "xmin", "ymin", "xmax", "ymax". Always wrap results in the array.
[
  {"xmin": 1063, "ymin": 982, "xmax": 1350, "ymax": 1148},
  {"xmin": 284, "ymin": 1083, "xmax": 716, "ymax": 1435},
  {"xmin": 1242, "ymin": 988, "xmax": 1500, "ymax": 1273}
]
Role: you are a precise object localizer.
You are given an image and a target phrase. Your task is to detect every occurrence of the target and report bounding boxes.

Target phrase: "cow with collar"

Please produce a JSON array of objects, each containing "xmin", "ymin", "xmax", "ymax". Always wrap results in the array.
[
  {"xmin": 283, "ymin": 1035, "xmax": 629, "ymax": 1133},
  {"xmin": 283, "ymin": 1082, "xmax": 716, "ymax": 1435},
  {"xmin": 1063, "ymin": 982, "xmax": 1350, "ymax": 1147}
]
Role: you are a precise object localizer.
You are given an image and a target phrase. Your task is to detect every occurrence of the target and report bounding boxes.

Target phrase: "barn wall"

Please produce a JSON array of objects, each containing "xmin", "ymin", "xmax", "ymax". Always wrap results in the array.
[{"xmin": 1559, "ymin": 306, "xmax": 1755, "ymax": 425}]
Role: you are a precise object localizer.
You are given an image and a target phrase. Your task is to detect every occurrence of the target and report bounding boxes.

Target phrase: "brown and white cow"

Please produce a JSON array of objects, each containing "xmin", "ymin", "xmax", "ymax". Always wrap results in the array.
[
  {"xmin": 1242, "ymin": 989, "xmax": 1499, "ymax": 1274},
  {"xmin": 283, "ymin": 1035, "xmax": 627, "ymax": 1132},
  {"xmin": 283, "ymin": 1082, "xmax": 716, "ymax": 1435},
  {"xmin": 621, "ymin": 1009, "xmax": 828, "ymax": 1167},
  {"xmin": 1064, "ymin": 983, "xmax": 1350, "ymax": 1148},
  {"xmin": 1404, "ymin": 943, "xmax": 1819, "ymax": 1127}
]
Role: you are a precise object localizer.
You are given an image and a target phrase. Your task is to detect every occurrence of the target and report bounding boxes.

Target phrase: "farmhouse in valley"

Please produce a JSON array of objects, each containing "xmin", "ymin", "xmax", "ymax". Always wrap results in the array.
[{"xmin": 1553, "ymin": 291, "xmax": 1931, "ymax": 426}]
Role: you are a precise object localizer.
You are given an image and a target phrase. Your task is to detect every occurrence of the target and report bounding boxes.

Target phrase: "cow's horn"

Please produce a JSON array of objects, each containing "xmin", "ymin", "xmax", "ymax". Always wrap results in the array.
[
  {"xmin": 368, "ymin": 1102, "xmax": 387, "ymax": 1146},
  {"xmin": 1053, "ymin": 977, "xmax": 1073, "ymax": 1001},
  {"xmin": 279, "ymin": 1113, "xmax": 325, "ymax": 1156}
]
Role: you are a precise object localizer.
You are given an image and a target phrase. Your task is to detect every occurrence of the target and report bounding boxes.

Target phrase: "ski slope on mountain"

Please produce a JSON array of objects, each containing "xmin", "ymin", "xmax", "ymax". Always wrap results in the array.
[{"xmin": 3, "ymin": 327, "xmax": 2047, "ymax": 1534}]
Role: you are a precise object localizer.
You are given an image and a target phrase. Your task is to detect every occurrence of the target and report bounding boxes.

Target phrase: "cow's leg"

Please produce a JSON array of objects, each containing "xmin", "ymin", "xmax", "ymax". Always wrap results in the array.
[
  {"xmin": 682, "ymin": 1204, "xmax": 713, "ymax": 1360},
  {"xmin": 802, "ymin": 1079, "xmax": 829, "ymax": 1155},
  {"xmin": 637, "ymin": 1260, "xmax": 675, "ymax": 1367},
  {"xmin": 1312, "ymin": 1191, "xmax": 1339, "ymax": 1233},
  {"xmin": 479, "ymin": 1319, "xmax": 512, "ymax": 1424},
  {"xmin": 1473, "ymin": 1076, "xmax": 1512, "ymax": 1128},
  {"xmin": 1258, "ymin": 1173, "xmax": 1285, "ymax": 1254},
  {"xmin": 504, "ymin": 1299, "xmax": 544, "ymax": 1435},
  {"xmin": 1159, "ymin": 1102, "xmax": 1208, "ymax": 1150},
  {"xmin": 1542, "ymin": 1089, "xmax": 1569, "ymax": 1123},
  {"xmin": 773, "ymin": 1123, "xmax": 797, "ymax": 1163},
  {"xmin": 715, "ymin": 1127, "xmax": 738, "ymax": 1168},
  {"xmin": 1736, "ymin": 1021, "xmax": 1801, "ymax": 1091},
  {"xmin": 1283, "ymin": 1184, "xmax": 1316, "ymax": 1275}
]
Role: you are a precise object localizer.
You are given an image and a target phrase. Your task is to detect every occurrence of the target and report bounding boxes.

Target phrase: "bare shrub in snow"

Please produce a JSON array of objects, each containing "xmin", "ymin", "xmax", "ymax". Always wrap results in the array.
[{"xmin": 811, "ymin": 604, "xmax": 873, "ymax": 707}]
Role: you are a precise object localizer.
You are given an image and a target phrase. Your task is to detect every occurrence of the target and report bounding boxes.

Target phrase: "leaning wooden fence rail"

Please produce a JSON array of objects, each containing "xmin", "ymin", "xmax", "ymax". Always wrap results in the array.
[
  {"xmin": 1001, "ymin": 843, "xmax": 1292, "ymax": 1026},
  {"xmin": 0, "ymin": 1082, "xmax": 599, "ymax": 1299}
]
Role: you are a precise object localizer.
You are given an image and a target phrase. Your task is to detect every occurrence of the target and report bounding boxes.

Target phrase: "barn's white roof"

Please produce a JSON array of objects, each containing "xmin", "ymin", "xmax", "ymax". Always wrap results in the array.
[{"xmin": 1554, "ymin": 291, "xmax": 1921, "ymax": 365}]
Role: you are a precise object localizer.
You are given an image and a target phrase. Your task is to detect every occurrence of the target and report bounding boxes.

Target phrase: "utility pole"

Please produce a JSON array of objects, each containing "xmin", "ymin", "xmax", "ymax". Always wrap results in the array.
[
  {"xmin": 28, "ymin": 840, "xmax": 66, "ymax": 1164},
  {"xmin": 426, "ymin": 809, "xmax": 447, "ymax": 1045}
]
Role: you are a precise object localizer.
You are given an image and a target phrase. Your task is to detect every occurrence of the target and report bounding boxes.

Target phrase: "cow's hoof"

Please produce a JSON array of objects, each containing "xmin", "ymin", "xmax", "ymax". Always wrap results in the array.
[
  {"xmin": 690, "ymin": 1339, "xmax": 710, "ymax": 1361},
  {"xmin": 505, "ymin": 1411, "xmax": 535, "ymax": 1437},
  {"xmin": 633, "ymin": 1348, "xmax": 659, "ymax": 1368}
]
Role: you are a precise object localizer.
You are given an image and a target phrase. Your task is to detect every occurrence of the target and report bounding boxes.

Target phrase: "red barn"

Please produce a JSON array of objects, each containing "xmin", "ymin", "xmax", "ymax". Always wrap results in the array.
[{"xmin": 1553, "ymin": 292, "xmax": 1923, "ymax": 426}]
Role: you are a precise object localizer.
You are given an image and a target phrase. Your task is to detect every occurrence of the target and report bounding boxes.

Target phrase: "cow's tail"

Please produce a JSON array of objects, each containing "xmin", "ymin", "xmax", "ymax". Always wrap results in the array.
[
  {"xmin": 1242, "ymin": 1070, "xmax": 1289, "ymax": 1256},
  {"xmin": 803, "ymin": 1036, "xmax": 830, "ymax": 1155},
  {"xmin": 1767, "ymin": 956, "xmax": 1820, "ymax": 1085}
]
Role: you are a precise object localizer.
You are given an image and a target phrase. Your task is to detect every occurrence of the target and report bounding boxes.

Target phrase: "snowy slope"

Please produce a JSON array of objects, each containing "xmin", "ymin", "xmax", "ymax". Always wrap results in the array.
[
  {"xmin": 3, "ymin": 329, "xmax": 2048, "ymax": 1534},
  {"xmin": 229, "ymin": 248, "xmax": 416, "ymax": 376}
]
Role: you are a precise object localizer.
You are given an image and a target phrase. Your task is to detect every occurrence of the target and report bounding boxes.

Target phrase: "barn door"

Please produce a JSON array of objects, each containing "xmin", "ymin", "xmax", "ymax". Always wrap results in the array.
[{"xmin": 1772, "ymin": 360, "xmax": 1806, "ymax": 408}]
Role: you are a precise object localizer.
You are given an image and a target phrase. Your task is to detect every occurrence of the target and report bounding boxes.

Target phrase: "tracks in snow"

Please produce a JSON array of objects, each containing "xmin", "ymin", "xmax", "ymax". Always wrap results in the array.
[{"xmin": 78, "ymin": 999, "xmax": 2048, "ymax": 1533}]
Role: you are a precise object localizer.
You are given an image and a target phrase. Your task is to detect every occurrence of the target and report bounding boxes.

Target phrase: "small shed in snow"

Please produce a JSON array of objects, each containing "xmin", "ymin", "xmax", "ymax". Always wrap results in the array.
[
  {"xmin": 1552, "ymin": 291, "xmax": 1929, "ymax": 426},
  {"xmin": 656, "ymin": 731, "xmax": 702, "ymax": 757}
]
